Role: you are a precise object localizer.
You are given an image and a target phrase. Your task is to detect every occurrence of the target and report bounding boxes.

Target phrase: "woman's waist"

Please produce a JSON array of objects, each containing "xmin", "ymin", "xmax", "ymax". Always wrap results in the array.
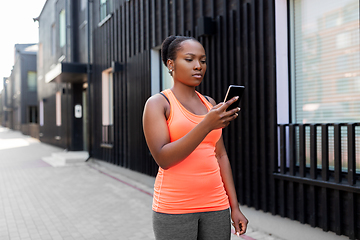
[{"xmin": 155, "ymin": 168, "xmax": 223, "ymax": 193}]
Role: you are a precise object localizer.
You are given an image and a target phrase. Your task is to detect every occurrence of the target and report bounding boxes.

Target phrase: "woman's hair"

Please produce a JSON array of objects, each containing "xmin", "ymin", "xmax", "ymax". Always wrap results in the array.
[{"xmin": 161, "ymin": 35, "xmax": 199, "ymax": 67}]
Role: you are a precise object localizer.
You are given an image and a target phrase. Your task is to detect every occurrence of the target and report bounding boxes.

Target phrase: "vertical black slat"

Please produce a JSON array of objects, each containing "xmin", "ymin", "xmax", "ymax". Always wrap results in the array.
[
  {"xmin": 172, "ymin": 0, "xmax": 177, "ymax": 35},
  {"xmin": 309, "ymin": 185, "xmax": 316, "ymax": 227},
  {"xmin": 249, "ymin": 1, "xmax": 259, "ymax": 210},
  {"xmin": 151, "ymin": 0, "xmax": 156, "ymax": 47},
  {"xmin": 139, "ymin": 0, "xmax": 142, "ymax": 53},
  {"xmin": 298, "ymin": 183, "xmax": 305, "ymax": 224},
  {"xmin": 243, "ymin": 2, "xmax": 251, "ymax": 207},
  {"xmin": 280, "ymin": 125, "xmax": 286, "ymax": 174},
  {"xmin": 164, "ymin": 0, "xmax": 169, "ymax": 38},
  {"xmin": 118, "ymin": 6, "xmax": 123, "ymax": 166},
  {"xmin": 146, "ymin": 0, "xmax": 150, "ymax": 50},
  {"xmin": 334, "ymin": 123, "xmax": 342, "ymax": 183},
  {"xmin": 334, "ymin": 190, "xmax": 342, "ymax": 235},
  {"xmin": 157, "ymin": 0, "xmax": 162, "ymax": 44},
  {"xmin": 115, "ymin": 9, "xmax": 119, "ymax": 61},
  {"xmin": 263, "ymin": 0, "xmax": 277, "ymax": 216},
  {"xmin": 288, "ymin": 181, "xmax": 295, "ymax": 220},
  {"xmin": 120, "ymin": 6, "xmax": 124, "ymax": 62},
  {"xmin": 279, "ymin": 179, "xmax": 285, "ymax": 217},
  {"xmin": 215, "ymin": 16, "xmax": 222, "ymax": 103},
  {"xmin": 180, "ymin": 0, "xmax": 184, "ymax": 35},
  {"xmin": 289, "ymin": 125, "xmax": 296, "ymax": 176},
  {"xmin": 322, "ymin": 124, "xmax": 329, "ymax": 181},
  {"xmin": 126, "ymin": 2, "xmax": 130, "ymax": 59},
  {"xmin": 348, "ymin": 192, "xmax": 356, "ymax": 240},
  {"xmin": 140, "ymin": 0, "xmax": 144, "ymax": 52},
  {"xmin": 235, "ymin": 0, "xmax": 245, "ymax": 205},
  {"xmin": 321, "ymin": 187, "xmax": 329, "ymax": 231},
  {"xmin": 299, "ymin": 124, "xmax": 306, "ymax": 177},
  {"xmin": 134, "ymin": 0, "xmax": 138, "ymax": 54},
  {"xmin": 348, "ymin": 123, "xmax": 356, "ymax": 185},
  {"xmin": 108, "ymin": 18, "xmax": 111, "ymax": 65},
  {"xmin": 222, "ymin": 0, "xmax": 228, "ymax": 88},
  {"xmin": 131, "ymin": 0, "xmax": 135, "ymax": 56},
  {"xmin": 210, "ymin": 37, "xmax": 216, "ymax": 101},
  {"xmin": 190, "ymin": 0, "xmax": 194, "ymax": 36},
  {"xmin": 257, "ymin": 0, "xmax": 268, "ymax": 212},
  {"xmin": 310, "ymin": 124, "xmax": 317, "ymax": 179}
]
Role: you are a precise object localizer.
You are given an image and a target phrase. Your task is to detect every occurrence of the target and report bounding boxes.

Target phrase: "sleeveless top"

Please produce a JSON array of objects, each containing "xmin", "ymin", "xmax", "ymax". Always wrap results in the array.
[{"xmin": 152, "ymin": 89, "xmax": 230, "ymax": 214}]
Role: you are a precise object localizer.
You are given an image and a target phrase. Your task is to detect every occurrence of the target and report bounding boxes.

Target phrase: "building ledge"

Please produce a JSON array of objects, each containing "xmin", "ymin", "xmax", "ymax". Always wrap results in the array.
[{"xmin": 45, "ymin": 62, "xmax": 90, "ymax": 84}]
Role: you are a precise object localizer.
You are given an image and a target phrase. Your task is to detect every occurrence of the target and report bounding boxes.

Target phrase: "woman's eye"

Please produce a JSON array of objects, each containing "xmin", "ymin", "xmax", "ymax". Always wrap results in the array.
[
  {"xmin": 201, "ymin": 60, "xmax": 206, "ymax": 64},
  {"xmin": 185, "ymin": 59, "xmax": 192, "ymax": 62}
]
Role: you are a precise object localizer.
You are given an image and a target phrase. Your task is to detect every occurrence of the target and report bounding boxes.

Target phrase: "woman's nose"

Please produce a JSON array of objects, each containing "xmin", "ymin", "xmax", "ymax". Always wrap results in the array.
[{"xmin": 194, "ymin": 60, "xmax": 201, "ymax": 69}]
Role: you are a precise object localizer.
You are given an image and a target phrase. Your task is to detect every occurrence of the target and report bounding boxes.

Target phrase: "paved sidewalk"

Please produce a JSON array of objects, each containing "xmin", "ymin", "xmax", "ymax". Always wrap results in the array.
[{"xmin": 0, "ymin": 126, "xmax": 347, "ymax": 240}]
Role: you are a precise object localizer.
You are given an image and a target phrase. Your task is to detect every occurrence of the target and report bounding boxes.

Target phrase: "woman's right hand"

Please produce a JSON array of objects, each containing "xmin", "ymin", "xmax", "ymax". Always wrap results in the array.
[{"xmin": 203, "ymin": 96, "xmax": 241, "ymax": 132}]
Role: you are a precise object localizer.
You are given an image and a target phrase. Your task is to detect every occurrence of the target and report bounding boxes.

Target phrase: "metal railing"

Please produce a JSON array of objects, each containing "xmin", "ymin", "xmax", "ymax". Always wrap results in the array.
[{"xmin": 276, "ymin": 123, "xmax": 360, "ymax": 187}]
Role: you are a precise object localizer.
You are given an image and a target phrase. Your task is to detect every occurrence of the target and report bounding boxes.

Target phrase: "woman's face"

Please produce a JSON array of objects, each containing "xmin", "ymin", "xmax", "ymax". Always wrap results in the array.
[{"xmin": 169, "ymin": 40, "xmax": 207, "ymax": 87}]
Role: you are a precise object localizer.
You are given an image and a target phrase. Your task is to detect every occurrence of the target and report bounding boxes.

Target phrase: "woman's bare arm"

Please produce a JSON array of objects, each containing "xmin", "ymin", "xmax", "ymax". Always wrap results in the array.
[{"xmin": 215, "ymin": 137, "xmax": 248, "ymax": 235}]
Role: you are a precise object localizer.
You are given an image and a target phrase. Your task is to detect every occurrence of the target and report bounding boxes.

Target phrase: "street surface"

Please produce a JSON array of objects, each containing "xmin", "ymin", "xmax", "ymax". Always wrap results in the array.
[{"xmin": 0, "ymin": 126, "xmax": 284, "ymax": 240}]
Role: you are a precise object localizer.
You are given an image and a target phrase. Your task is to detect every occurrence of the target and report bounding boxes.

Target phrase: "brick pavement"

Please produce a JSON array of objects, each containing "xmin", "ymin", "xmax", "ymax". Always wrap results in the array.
[{"xmin": 0, "ymin": 126, "xmax": 283, "ymax": 240}]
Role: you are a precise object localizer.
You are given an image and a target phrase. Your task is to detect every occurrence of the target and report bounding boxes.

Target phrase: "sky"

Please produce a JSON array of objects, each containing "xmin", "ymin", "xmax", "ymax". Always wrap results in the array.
[{"xmin": 0, "ymin": 0, "xmax": 47, "ymax": 92}]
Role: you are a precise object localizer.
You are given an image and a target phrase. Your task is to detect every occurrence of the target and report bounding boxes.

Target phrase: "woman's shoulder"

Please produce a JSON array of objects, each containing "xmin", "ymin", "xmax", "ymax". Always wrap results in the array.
[
  {"xmin": 200, "ymin": 94, "xmax": 216, "ymax": 106},
  {"xmin": 144, "ymin": 92, "xmax": 171, "ymax": 118},
  {"xmin": 146, "ymin": 92, "xmax": 169, "ymax": 106}
]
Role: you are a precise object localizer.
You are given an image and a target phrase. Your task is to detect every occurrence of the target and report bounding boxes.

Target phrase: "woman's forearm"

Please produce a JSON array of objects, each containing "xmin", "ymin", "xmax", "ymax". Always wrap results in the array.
[{"xmin": 152, "ymin": 120, "xmax": 211, "ymax": 169}]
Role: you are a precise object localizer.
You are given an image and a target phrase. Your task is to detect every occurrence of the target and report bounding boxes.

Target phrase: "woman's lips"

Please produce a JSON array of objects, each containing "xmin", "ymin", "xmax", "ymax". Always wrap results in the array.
[{"xmin": 192, "ymin": 74, "xmax": 202, "ymax": 78}]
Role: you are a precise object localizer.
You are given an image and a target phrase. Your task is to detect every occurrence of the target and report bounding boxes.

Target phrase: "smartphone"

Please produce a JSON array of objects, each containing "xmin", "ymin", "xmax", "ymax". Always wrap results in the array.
[{"xmin": 223, "ymin": 85, "xmax": 245, "ymax": 111}]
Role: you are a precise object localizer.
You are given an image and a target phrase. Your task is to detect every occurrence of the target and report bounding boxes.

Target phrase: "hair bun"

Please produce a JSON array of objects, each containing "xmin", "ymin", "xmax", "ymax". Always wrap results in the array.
[{"xmin": 161, "ymin": 36, "xmax": 177, "ymax": 66}]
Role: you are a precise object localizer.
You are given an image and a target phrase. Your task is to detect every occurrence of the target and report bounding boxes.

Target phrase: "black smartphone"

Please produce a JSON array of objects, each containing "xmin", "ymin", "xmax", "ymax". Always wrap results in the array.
[{"xmin": 223, "ymin": 85, "xmax": 245, "ymax": 111}]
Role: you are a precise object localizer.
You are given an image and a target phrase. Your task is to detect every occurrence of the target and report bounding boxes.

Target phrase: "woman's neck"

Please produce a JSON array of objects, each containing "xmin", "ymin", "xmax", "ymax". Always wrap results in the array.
[{"xmin": 171, "ymin": 82, "xmax": 197, "ymax": 100}]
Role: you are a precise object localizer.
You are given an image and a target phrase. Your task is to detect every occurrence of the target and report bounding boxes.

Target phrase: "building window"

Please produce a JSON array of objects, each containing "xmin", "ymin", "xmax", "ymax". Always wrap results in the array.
[
  {"xmin": 150, "ymin": 48, "xmax": 173, "ymax": 96},
  {"xmin": 290, "ymin": 0, "xmax": 360, "ymax": 124},
  {"xmin": 28, "ymin": 106, "xmax": 38, "ymax": 123},
  {"xmin": 51, "ymin": 24, "xmax": 56, "ymax": 55},
  {"xmin": 56, "ymin": 91, "xmax": 61, "ymax": 126},
  {"xmin": 27, "ymin": 71, "xmax": 37, "ymax": 91},
  {"xmin": 289, "ymin": 0, "xmax": 360, "ymax": 172},
  {"xmin": 100, "ymin": 0, "xmax": 113, "ymax": 22},
  {"xmin": 81, "ymin": 0, "xmax": 87, "ymax": 11},
  {"xmin": 59, "ymin": 9, "xmax": 66, "ymax": 48},
  {"xmin": 101, "ymin": 68, "xmax": 113, "ymax": 145},
  {"xmin": 39, "ymin": 100, "xmax": 44, "ymax": 126}
]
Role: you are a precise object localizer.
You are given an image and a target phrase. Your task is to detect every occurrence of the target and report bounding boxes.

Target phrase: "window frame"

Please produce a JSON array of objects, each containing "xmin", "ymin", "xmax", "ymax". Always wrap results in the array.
[{"xmin": 59, "ymin": 9, "xmax": 66, "ymax": 48}]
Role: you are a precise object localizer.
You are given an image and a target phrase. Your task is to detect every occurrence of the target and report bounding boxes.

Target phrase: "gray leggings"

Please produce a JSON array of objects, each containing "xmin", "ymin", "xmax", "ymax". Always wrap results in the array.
[{"xmin": 152, "ymin": 209, "xmax": 231, "ymax": 240}]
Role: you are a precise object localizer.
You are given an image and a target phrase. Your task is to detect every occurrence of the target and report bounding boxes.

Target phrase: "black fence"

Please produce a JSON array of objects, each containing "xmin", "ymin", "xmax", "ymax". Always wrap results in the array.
[{"xmin": 277, "ymin": 123, "xmax": 360, "ymax": 239}]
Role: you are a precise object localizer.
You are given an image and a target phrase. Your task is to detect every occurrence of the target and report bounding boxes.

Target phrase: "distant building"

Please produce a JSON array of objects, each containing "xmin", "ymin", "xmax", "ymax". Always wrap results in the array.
[{"xmin": 4, "ymin": 44, "xmax": 38, "ymax": 137}]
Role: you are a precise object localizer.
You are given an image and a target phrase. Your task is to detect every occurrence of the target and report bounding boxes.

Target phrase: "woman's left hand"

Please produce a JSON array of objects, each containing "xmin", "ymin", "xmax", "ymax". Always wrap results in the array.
[{"xmin": 231, "ymin": 208, "xmax": 248, "ymax": 237}]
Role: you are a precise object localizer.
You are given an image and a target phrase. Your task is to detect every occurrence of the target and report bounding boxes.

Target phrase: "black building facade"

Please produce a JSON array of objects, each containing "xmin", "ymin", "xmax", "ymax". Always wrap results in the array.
[
  {"xmin": 36, "ymin": 0, "xmax": 359, "ymax": 239},
  {"xmin": 36, "ymin": 0, "xmax": 89, "ymax": 150}
]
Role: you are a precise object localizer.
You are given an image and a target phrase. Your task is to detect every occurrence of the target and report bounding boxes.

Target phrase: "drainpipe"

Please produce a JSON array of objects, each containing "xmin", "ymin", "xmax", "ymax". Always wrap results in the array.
[{"xmin": 86, "ymin": 0, "xmax": 92, "ymax": 161}]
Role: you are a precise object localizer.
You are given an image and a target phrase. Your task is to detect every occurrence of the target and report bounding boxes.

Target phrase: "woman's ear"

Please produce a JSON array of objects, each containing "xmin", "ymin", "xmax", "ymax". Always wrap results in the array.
[{"xmin": 167, "ymin": 59, "xmax": 174, "ymax": 71}]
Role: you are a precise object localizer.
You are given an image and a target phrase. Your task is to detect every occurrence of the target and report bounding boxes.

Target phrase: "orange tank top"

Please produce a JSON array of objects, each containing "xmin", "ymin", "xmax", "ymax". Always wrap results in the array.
[{"xmin": 152, "ymin": 89, "xmax": 230, "ymax": 214}]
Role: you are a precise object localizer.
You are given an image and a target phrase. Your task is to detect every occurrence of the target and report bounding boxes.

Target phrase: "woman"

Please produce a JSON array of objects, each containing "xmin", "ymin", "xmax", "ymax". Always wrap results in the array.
[{"xmin": 143, "ymin": 35, "xmax": 248, "ymax": 240}]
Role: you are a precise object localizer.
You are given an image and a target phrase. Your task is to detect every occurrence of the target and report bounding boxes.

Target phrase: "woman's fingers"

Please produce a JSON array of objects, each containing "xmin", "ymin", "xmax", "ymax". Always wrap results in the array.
[{"xmin": 219, "ymin": 96, "xmax": 239, "ymax": 111}]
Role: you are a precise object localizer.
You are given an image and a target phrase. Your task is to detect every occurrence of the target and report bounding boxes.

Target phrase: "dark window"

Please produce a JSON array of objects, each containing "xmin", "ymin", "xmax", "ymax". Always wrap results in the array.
[{"xmin": 28, "ymin": 106, "xmax": 38, "ymax": 123}]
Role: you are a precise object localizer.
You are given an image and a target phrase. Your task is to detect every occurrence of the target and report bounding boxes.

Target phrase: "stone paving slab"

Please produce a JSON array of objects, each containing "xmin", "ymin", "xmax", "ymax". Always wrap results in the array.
[{"xmin": 0, "ymin": 126, "xmax": 285, "ymax": 240}]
